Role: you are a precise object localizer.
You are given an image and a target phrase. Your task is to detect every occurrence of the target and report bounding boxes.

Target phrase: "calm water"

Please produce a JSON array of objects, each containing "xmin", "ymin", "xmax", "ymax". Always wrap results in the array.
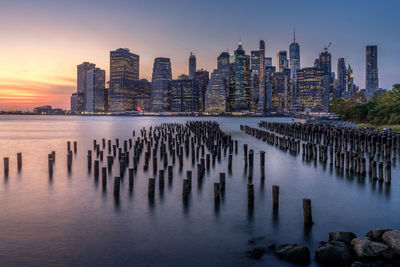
[{"xmin": 0, "ymin": 115, "xmax": 399, "ymax": 267}]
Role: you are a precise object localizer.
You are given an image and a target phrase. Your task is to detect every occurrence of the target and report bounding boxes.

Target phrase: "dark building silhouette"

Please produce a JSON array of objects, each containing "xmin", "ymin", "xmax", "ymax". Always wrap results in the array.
[
  {"xmin": 366, "ymin": 45, "xmax": 378, "ymax": 96},
  {"xmin": 151, "ymin": 57, "xmax": 172, "ymax": 112}
]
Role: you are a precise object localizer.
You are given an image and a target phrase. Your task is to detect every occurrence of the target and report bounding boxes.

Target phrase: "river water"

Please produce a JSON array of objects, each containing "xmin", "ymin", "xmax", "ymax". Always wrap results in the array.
[{"xmin": 0, "ymin": 115, "xmax": 398, "ymax": 266}]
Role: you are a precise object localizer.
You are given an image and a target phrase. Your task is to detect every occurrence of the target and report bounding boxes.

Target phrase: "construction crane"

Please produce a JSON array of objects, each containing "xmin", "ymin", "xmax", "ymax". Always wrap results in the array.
[{"xmin": 323, "ymin": 42, "xmax": 332, "ymax": 52}]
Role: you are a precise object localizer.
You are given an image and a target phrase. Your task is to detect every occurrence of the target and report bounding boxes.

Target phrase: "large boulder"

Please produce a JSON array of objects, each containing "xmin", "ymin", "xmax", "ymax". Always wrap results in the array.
[
  {"xmin": 275, "ymin": 244, "xmax": 310, "ymax": 265},
  {"xmin": 382, "ymin": 230, "xmax": 400, "ymax": 256},
  {"xmin": 315, "ymin": 241, "xmax": 353, "ymax": 266},
  {"xmin": 351, "ymin": 238, "xmax": 390, "ymax": 260},
  {"xmin": 329, "ymin": 231, "xmax": 357, "ymax": 245},
  {"xmin": 366, "ymin": 229, "xmax": 391, "ymax": 242},
  {"xmin": 247, "ymin": 247, "xmax": 266, "ymax": 259}
]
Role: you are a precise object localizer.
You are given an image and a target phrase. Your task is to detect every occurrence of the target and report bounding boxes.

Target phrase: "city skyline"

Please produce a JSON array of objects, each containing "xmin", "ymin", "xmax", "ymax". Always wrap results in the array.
[{"xmin": 1, "ymin": 0, "xmax": 399, "ymax": 110}]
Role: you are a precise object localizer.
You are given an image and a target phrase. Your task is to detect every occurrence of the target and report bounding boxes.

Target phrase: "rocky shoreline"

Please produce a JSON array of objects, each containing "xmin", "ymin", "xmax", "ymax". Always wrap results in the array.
[{"xmin": 247, "ymin": 229, "xmax": 400, "ymax": 266}]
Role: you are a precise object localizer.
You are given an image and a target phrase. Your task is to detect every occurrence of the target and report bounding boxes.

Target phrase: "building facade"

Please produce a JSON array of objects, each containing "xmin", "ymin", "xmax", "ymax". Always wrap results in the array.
[
  {"xmin": 151, "ymin": 57, "xmax": 172, "ymax": 112},
  {"xmin": 296, "ymin": 67, "xmax": 328, "ymax": 112},
  {"xmin": 230, "ymin": 43, "xmax": 251, "ymax": 112},
  {"xmin": 109, "ymin": 48, "xmax": 140, "ymax": 112},
  {"xmin": 277, "ymin": 51, "xmax": 288, "ymax": 72},
  {"xmin": 366, "ymin": 45, "xmax": 378, "ymax": 96},
  {"xmin": 86, "ymin": 67, "xmax": 105, "ymax": 112},
  {"xmin": 189, "ymin": 52, "xmax": 196, "ymax": 79},
  {"xmin": 170, "ymin": 79, "xmax": 200, "ymax": 112},
  {"xmin": 289, "ymin": 34, "xmax": 300, "ymax": 79},
  {"xmin": 205, "ymin": 70, "xmax": 226, "ymax": 113}
]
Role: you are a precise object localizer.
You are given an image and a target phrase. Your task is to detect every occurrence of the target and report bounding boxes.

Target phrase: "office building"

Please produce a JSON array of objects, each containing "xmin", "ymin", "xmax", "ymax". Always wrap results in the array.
[
  {"xmin": 289, "ymin": 30, "xmax": 300, "ymax": 79},
  {"xmin": 189, "ymin": 52, "xmax": 196, "ymax": 79},
  {"xmin": 171, "ymin": 79, "xmax": 200, "ymax": 112},
  {"xmin": 366, "ymin": 45, "xmax": 378, "ymax": 96},
  {"xmin": 109, "ymin": 48, "xmax": 140, "ymax": 111},
  {"xmin": 205, "ymin": 70, "xmax": 226, "ymax": 113},
  {"xmin": 151, "ymin": 57, "xmax": 172, "ymax": 112},
  {"xmin": 86, "ymin": 67, "xmax": 105, "ymax": 112},
  {"xmin": 277, "ymin": 51, "xmax": 288, "ymax": 72},
  {"xmin": 296, "ymin": 67, "xmax": 328, "ymax": 112}
]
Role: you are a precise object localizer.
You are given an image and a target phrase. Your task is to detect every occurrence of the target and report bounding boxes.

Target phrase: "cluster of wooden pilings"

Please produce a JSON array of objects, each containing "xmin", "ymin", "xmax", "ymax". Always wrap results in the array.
[
  {"xmin": 2, "ymin": 120, "xmax": 317, "ymax": 225},
  {"xmin": 241, "ymin": 121, "xmax": 397, "ymax": 185}
]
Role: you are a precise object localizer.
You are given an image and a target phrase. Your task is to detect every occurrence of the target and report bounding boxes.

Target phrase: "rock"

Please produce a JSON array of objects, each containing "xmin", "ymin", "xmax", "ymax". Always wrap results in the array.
[
  {"xmin": 351, "ymin": 237, "xmax": 390, "ymax": 260},
  {"xmin": 274, "ymin": 244, "xmax": 310, "ymax": 265},
  {"xmin": 329, "ymin": 231, "xmax": 357, "ymax": 245},
  {"xmin": 351, "ymin": 261, "xmax": 384, "ymax": 267},
  {"xmin": 315, "ymin": 241, "xmax": 353, "ymax": 266},
  {"xmin": 268, "ymin": 244, "xmax": 276, "ymax": 250},
  {"xmin": 366, "ymin": 229, "xmax": 392, "ymax": 242},
  {"xmin": 247, "ymin": 247, "xmax": 266, "ymax": 259},
  {"xmin": 248, "ymin": 236, "xmax": 266, "ymax": 245},
  {"xmin": 382, "ymin": 230, "xmax": 400, "ymax": 256}
]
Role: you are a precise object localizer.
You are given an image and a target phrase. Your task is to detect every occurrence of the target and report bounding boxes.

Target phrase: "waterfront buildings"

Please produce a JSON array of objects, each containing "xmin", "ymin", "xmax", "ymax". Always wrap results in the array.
[
  {"xmin": 250, "ymin": 40, "xmax": 266, "ymax": 112},
  {"xmin": 151, "ymin": 57, "xmax": 172, "ymax": 112},
  {"xmin": 366, "ymin": 45, "xmax": 378, "ymax": 97},
  {"xmin": 109, "ymin": 48, "xmax": 140, "ymax": 112},
  {"xmin": 194, "ymin": 69, "xmax": 209, "ymax": 111}
]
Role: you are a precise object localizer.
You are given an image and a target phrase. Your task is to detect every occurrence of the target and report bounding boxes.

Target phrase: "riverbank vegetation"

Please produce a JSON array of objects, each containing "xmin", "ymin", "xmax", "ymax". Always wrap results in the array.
[{"xmin": 330, "ymin": 84, "xmax": 400, "ymax": 126}]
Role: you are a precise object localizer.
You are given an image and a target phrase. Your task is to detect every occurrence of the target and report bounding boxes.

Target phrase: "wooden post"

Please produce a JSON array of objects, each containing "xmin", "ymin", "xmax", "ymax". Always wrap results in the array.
[
  {"xmin": 129, "ymin": 168, "xmax": 134, "ymax": 191},
  {"xmin": 168, "ymin": 165, "xmax": 173, "ymax": 182},
  {"xmin": 4, "ymin": 157, "xmax": 9, "ymax": 176},
  {"xmin": 385, "ymin": 161, "xmax": 391, "ymax": 184},
  {"xmin": 102, "ymin": 167, "xmax": 107, "ymax": 188},
  {"xmin": 302, "ymin": 198, "xmax": 313, "ymax": 226},
  {"xmin": 247, "ymin": 184, "xmax": 254, "ymax": 206},
  {"xmin": 73, "ymin": 141, "xmax": 77, "ymax": 153},
  {"xmin": 148, "ymin": 178, "xmax": 155, "ymax": 199},
  {"xmin": 214, "ymin": 183, "xmax": 221, "ymax": 202},
  {"xmin": 272, "ymin": 185, "xmax": 279, "ymax": 211},
  {"xmin": 183, "ymin": 179, "xmax": 190, "ymax": 199},
  {"xmin": 114, "ymin": 177, "xmax": 120, "ymax": 197},
  {"xmin": 17, "ymin": 153, "xmax": 22, "ymax": 170},
  {"xmin": 159, "ymin": 169, "xmax": 165, "ymax": 190}
]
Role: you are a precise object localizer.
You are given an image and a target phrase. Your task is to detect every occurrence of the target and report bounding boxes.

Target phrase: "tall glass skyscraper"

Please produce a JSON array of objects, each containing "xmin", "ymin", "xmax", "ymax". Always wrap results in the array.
[
  {"xmin": 366, "ymin": 45, "xmax": 378, "ymax": 96},
  {"xmin": 171, "ymin": 79, "xmax": 200, "ymax": 112},
  {"xmin": 250, "ymin": 40, "xmax": 266, "ymax": 112},
  {"xmin": 205, "ymin": 69, "xmax": 226, "ymax": 113},
  {"xmin": 230, "ymin": 43, "xmax": 250, "ymax": 112},
  {"xmin": 86, "ymin": 67, "xmax": 105, "ymax": 112},
  {"xmin": 337, "ymin": 58, "xmax": 347, "ymax": 95},
  {"xmin": 289, "ymin": 31, "xmax": 300, "ymax": 79},
  {"xmin": 277, "ymin": 51, "xmax": 288, "ymax": 72},
  {"xmin": 151, "ymin": 57, "xmax": 172, "ymax": 112},
  {"xmin": 189, "ymin": 52, "xmax": 196, "ymax": 79},
  {"xmin": 109, "ymin": 48, "xmax": 139, "ymax": 112}
]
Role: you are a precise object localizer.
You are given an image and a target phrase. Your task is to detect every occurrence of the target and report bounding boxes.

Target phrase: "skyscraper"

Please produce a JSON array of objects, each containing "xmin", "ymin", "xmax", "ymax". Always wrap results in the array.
[
  {"xmin": 250, "ymin": 40, "xmax": 266, "ymax": 112},
  {"xmin": 337, "ymin": 58, "xmax": 347, "ymax": 96},
  {"xmin": 264, "ymin": 57, "xmax": 272, "ymax": 67},
  {"xmin": 366, "ymin": 45, "xmax": 378, "ymax": 96},
  {"xmin": 86, "ymin": 67, "xmax": 105, "ymax": 112},
  {"xmin": 205, "ymin": 70, "xmax": 226, "ymax": 113},
  {"xmin": 151, "ymin": 57, "xmax": 172, "ymax": 112},
  {"xmin": 277, "ymin": 51, "xmax": 288, "ymax": 72},
  {"xmin": 270, "ymin": 69, "xmax": 292, "ymax": 112},
  {"xmin": 230, "ymin": 43, "xmax": 251, "ymax": 112},
  {"xmin": 171, "ymin": 79, "xmax": 200, "ymax": 112},
  {"xmin": 71, "ymin": 62, "xmax": 96, "ymax": 113},
  {"xmin": 289, "ymin": 30, "xmax": 300, "ymax": 79},
  {"xmin": 189, "ymin": 52, "xmax": 196, "ymax": 79},
  {"xmin": 296, "ymin": 67, "xmax": 328, "ymax": 112},
  {"xmin": 109, "ymin": 48, "xmax": 139, "ymax": 112},
  {"xmin": 345, "ymin": 64, "xmax": 354, "ymax": 98},
  {"xmin": 77, "ymin": 62, "xmax": 96, "ymax": 94},
  {"xmin": 194, "ymin": 69, "xmax": 209, "ymax": 111}
]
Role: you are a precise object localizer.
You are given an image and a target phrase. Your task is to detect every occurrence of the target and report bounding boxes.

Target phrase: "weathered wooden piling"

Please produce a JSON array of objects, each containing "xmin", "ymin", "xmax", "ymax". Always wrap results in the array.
[
  {"xmin": 102, "ymin": 167, "xmax": 107, "ymax": 188},
  {"xmin": 228, "ymin": 154, "xmax": 232, "ymax": 170},
  {"xmin": 272, "ymin": 185, "xmax": 279, "ymax": 210},
  {"xmin": 183, "ymin": 179, "xmax": 190, "ymax": 199},
  {"xmin": 214, "ymin": 183, "xmax": 221, "ymax": 202},
  {"xmin": 67, "ymin": 151, "xmax": 72, "ymax": 170},
  {"xmin": 129, "ymin": 168, "xmax": 134, "ymax": 190},
  {"xmin": 114, "ymin": 177, "xmax": 120, "ymax": 197},
  {"xmin": 385, "ymin": 161, "xmax": 391, "ymax": 184},
  {"xmin": 4, "ymin": 157, "xmax": 9, "ymax": 175},
  {"xmin": 17, "ymin": 153, "xmax": 22, "ymax": 170},
  {"xmin": 247, "ymin": 184, "xmax": 254, "ymax": 206},
  {"xmin": 159, "ymin": 169, "xmax": 164, "ymax": 190},
  {"xmin": 378, "ymin": 162, "xmax": 384, "ymax": 182},
  {"xmin": 148, "ymin": 178, "xmax": 155, "ymax": 199},
  {"xmin": 168, "ymin": 165, "xmax": 173, "ymax": 182},
  {"xmin": 48, "ymin": 157, "xmax": 53, "ymax": 176},
  {"xmin": 302, "ymin": 198, "xmax": 313, "ymax": 226}
]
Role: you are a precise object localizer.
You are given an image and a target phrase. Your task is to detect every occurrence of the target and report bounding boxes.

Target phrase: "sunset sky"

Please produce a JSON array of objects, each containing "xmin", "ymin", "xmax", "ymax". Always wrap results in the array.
[{"xmin": 1, "ymin": 0, "xmax": 399, "ymax": 110}]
